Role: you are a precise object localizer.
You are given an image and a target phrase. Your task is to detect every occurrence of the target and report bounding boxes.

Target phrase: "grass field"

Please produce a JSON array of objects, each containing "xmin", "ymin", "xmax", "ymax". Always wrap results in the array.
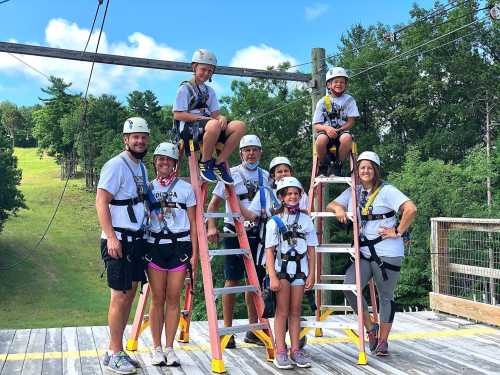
[{"xmin": 0, "ymin": 148, "xmax": 109, "ymax": 329}]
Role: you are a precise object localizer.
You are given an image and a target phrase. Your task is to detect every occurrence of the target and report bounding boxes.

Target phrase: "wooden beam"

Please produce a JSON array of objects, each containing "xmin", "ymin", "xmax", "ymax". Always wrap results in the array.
[
  {"xmin": 0, "ymin": 41, "xmax": 311, "ymax": 82},
  {"xmin": 429, "ymin": 292, "xmax": 500, "ymax": 326},
  {"xmin": 448, "ymin": 263, "xmax": 500, "ymax": 279}
]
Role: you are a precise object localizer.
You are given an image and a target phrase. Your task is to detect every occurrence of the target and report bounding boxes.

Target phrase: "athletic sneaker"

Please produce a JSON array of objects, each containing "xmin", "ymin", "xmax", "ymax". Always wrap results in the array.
[
  {"xmin": 273, "ymin": 351, "xmax": 293, "ymax": 369},
  {"xmin": 214, "ymin": 162, "xmax": 234, "ymax": 185},
  {"xmin": 103, "ymin": 351, "xmax": 140, "ymax": 369},
  {"xmin": 367, "ymin": 323, "xmax": 379, "ymax": 352},
  {"xmin": 105, "ymin": 351, "xmax": 137, "ymax": 374},
  {"xmin": 329, "ymin": 161, "xmax": 343, "ymax": 176},
  {"xmin": 165, "ymin": 347, "xmax": 180, "ymax": 367},
  {"xmin": 290, "ymin": 349, "xmax": 312, "ymax": 368},
  {"xmin": 375, "ymin": 339, "xmax": 389, "ymax": 356},
  {"xmin": 226, "ymin": 334, "xmax": 236, "ymax": 349},
  {"xmin": 150, "ymin": 346, "xmax": 166, "ymax": 366},
  {"xmin": 199, "ymin": 159, "xmax": 218, "ymax": 183},
  {"xmin": 243, "ymin": 331, "xmax": 264, "ymax": 346},
  {"xmin": 317, "ymin": 163, "xmax": 329, "ymax": 177}
]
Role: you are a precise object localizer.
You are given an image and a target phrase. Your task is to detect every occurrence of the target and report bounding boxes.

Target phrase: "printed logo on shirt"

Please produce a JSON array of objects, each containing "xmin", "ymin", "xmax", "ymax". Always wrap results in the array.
[
  {"xmin": 154, "ymin": 191, "xmax": 178, "ymax": 200},
  {"xmin": 133, "ymin": 176, "xmax": 145, "ymax": 194}
]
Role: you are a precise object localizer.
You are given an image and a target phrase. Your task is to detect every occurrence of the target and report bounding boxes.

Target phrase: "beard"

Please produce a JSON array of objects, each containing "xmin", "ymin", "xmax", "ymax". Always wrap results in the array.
[{"xmin": 126, "ymin": 145, "xmax": 148, "ymax": 159}]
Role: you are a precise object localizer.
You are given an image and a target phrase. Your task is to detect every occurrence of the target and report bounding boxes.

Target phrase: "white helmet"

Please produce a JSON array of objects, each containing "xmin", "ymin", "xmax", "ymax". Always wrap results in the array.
[
  {"xmin": 153, "ymin": 142, "xmax": 179, "ymax": 161},
  {"xmin": 357, "ymin": 151, "xmax": 380, "ymax": 167},
  {"xmin": 123, "ymin": 117, "xmax": 150, "ymax": 134},
  {"xmin": 239, "ymin": 134, "xmax": 262, "ymax": 149},
  {"xmin": 269, "ymin": 156, "xmax": 292, "ymax": 173},
  {"xmin": 192, "ymin": 49, "xmax": 217, "ymax": 66},
  {"xmin": 326, "ymin": 67, "xmax": 349, "ymax": 83},
  {"xmin": 276, "ymin": 176, "xmax": 303, "ymax": 196}
]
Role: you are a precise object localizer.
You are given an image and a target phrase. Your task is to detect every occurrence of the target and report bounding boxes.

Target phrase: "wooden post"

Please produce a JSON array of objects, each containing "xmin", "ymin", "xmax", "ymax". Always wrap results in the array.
[{"xmin": 311, "ymin": 48, "xmax": 331, "ymax": 304}]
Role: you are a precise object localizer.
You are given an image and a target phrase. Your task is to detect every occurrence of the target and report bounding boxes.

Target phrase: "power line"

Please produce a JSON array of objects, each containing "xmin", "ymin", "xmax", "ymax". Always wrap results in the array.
[
  {"xmin": 6, "ymin": 52, "xmax": 51, "ymax": 80},
  {"xmin": 0, "ymin": 0, "xmax": 110, "ymax": 271}
]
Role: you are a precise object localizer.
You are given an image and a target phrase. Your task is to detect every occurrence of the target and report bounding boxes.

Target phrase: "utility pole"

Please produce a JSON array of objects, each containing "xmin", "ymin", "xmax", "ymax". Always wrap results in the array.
[{"xmin": 485, "ymin": 100, "xmax": 492, "ymax": 212}]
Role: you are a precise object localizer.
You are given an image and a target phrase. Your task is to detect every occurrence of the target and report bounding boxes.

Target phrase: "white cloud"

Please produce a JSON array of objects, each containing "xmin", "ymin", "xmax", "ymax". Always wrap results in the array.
[
  {"xmin": 230, "ymin": 44, "xmax": 298, "ymax": 71},
  {"xmin": 0, "ymin": 18, "xmax": 186, "ymax": 96},
  {"xmin": 305, "ymin": 3, "xmax": 329, "ymax": 21}
]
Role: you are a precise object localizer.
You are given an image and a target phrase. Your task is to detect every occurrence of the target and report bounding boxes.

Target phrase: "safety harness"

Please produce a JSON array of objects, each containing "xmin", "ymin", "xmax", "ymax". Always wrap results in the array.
[
  {"xmin": 271, "ymin": 213, "xmax": 307, "ymax": 283},
  {"xmin": 181, "ymin": 78, "xmax": 210, "ymax": 112},
  {"xmin": 323, "ymin": 95, "xmax": 354, "ymax": 129},
  {"xmin": 145, "ymin": 177, "xmax": 194, "ymax": 291},
  {"xmin": 357, "ymin": 184, "xmax": 401, "ymax": 280}
]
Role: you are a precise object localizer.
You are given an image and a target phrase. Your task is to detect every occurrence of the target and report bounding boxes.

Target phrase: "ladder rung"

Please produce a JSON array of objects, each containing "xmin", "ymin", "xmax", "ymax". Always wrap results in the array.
[
  {"xmin": 209, "ymin": 248, "xmax": 249, "ymax": 256},
  {"xmin": 314, "ymin": 283, "xmax": 356, "ymax": 291},
  {"xmin": 300, "ymin": 320, "xmax": 358, "ymax": 330},
  {"xmin": 311, "ymin": 212, "xmax": 354, "ymax": 218},
  {"xmin": 316, "ymin": 244, "xmax": 353, "ymax": 253},
  {"xmin": 320, "ymin": 305, "xmax": 354, "ymax": 312},
  {"xmin": 314, "ymin": 176, "xmax": 352, "ymax": 184},
  {"xmin": 204, "ymin": 212, "xmax": 241, "ymax": 219},
  {"xmin": 213, "ymin": 285, "xmax": 258, "ymax": 296},
  {"xmin": 320, "ymin": 274, "xmax": 345, "ymax": 281},
  {"xmin": 181, "ymin": 309, "xmax": 190, "ymax": 316},
  {"xmin": 218, "ymin": 323, "xmax": 268, "ymax": 336},
  {"xmin": 219, "ymin": 232, "xmax": 237, "ymax": 238}
]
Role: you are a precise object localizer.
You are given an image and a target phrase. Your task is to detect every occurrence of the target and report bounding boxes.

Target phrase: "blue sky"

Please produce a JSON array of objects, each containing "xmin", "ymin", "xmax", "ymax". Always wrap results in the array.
[{"xmin": 0, "ymin": 0, "xmax": 436, "ymax": 106}]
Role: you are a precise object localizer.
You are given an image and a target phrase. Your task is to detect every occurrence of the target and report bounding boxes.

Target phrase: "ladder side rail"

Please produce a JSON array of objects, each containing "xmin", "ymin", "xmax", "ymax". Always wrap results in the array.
[{"xmin": 126, "ymin": 283, "xmax": 150, "ymax": 350}]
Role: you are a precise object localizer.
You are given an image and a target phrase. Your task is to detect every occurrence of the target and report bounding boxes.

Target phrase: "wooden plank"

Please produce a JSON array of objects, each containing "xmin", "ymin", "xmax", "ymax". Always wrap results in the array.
[
  {"xmin": 123, "ymin": 325, "xmax": 161, "ymax": 375},
  {"xmin": 2, "ymin": 329, "xmax": 31, "ymax": 375},
  {"xmin": 448, "ymin": 263, "xmax": 500, "ymax": 279},
  {"xmin": 429, "ymin": 292, "xmax": 500, "ymax": 326},
  {"xmin": 42, "ymin": 328, "xmax": 62, "ymax": 375},
  {"xmin": 76, "ymin": 327, "xmax": 102, "ymax": 375},
  {"xmin": 0, "ymin": 42, "xmax": 311, "ymax": 82},
  {"xmin": 90, "ymin": 326, "xmax": 109, "ymax": 372},
  {"xmin": 61, "ymin": 327, "xmax": 82, "ymax": 375},
  {"xmin": 21, "ymin": 328, "xmax": 46, "ymax": 375},
  {"xmin": 0, "ymin": 330, "xmax": 15, "ymax": 374}
]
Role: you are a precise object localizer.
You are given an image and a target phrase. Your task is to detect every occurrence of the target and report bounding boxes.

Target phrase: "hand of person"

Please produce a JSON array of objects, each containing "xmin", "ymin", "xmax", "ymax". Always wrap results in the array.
[
  {"xmin": 335, "ymin": 207, "xmax": 348, "ymax": 224},
  {"xmin": 190, "ymin": 254, "xmax": 199, "ymax": 273},
  {"xmin": 219, "ymin": 116, "xmax": 228, "ymax": 130},
  {"xmin": 325, "ymin": 127, "xmax": 337, "ymax": 138},
  {"xmin": 305, "ymin": 274, "xmax": 315, "ymax": 290},
  {"xmin": 270, "ymin": 275, "xmax": 281, "ymax": 292},
  {"xmin": 207, "ymin": 226, "xmax": 219, "ymax": 244},
  {"xmin": 107, "ymin": 236, "xmax": 122, "ymax": 259},
  {"xmin": 378, "ymin": 226, "xmax": 398, "ymax": 239}
]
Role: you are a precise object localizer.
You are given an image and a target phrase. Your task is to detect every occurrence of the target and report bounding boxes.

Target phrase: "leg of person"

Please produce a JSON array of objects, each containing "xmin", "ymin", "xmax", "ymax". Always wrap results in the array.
[
  {"xmin": 201, "ymin": 119, "xmax": 221, "ymax": 163},
  {"xmin": 147, "ymin": 266, "xmax": 168, "ymax": 366},
  {"xmin": 222, "ymin": 237, "xmax": 245, "ymax": 348},
  {"xmin": 273, "ymin": 279, "xmax": 293, "ymax": 369},
  {"xmin": 289, "ymin": 281, "xmax": 311, "ymax": 368},
  {"xmin": 213, "ymin": 120, "xmax": 246, "ymax": 184},
  {"xmin": 164, "ymin": 266, "xmax": 186, "ymax": 366},
  {"xmin": 370, "ymin": 256, "xmax": 402, "ymax": 356},
  {"xmin": 343, "ymin": 258, "xmax": 380, "ymax": 351},
  {"xmin": 337, "ymin": 132, "xmax": 353, "ymax": 164},
  {"xmin": 315, "ymin": 134, "xmax": 330, "ymax": 176}
]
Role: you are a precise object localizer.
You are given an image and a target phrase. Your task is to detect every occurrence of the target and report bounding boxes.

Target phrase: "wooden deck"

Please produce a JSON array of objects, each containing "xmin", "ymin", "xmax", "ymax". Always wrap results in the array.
[{"xmin": 1, "ymin": 311, "xmax": 499, "ymax": 374}]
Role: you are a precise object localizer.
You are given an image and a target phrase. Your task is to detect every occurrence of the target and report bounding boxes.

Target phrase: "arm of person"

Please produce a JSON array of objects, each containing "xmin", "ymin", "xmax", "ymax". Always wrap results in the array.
[
  {"xmin": 96, "ymin": 188, "xmax": 122, "ymax": 259},
  {"xmin": 187, "ymin": 205, "xmax": 199, "ymax": 272},
  {"xmin": 305, "ymin": 245, "xmax": 316, "ymax": 290},
  {"xmin": 173, "ymin": 111, "xmax": 211, "ymax": 122},
  {"xmin": 265, "ymin": 246, "xmax": 280, "ymax": 292},
  {"xmin": 240, "ymin": 204, "xmax": 258, "ymax": 221},
  {"xmin": 206, "ymin": 194, "xmax": 223, "ymax": 243},
  {"xmin": 339, "ymin": 116, "xmax": 355, "ymax": 132},
  {"xmin": 209, "ymin": 110, "xmax": 228, "ymax": 130},
  {"xmin": 326, "ymin": 200, "xmax": 349, "ymax": 224},
  {"xmin": 313, "ymin": 123, "xmax": 337, "ymax": 138},
  {"xmin": 379, "ymin": 200, "xmax": 417, "ymax": 239}
]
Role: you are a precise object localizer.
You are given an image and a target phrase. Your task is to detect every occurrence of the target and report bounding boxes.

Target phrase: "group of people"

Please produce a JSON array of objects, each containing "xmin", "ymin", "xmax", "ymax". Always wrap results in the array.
[{"xmin": 96, "ymin": 48, "xmax": 417, "ymax": 374}]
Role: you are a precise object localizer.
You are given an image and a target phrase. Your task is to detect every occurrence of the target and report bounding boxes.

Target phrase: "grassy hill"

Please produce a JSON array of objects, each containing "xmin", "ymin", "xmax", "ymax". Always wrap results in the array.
[{"xmin": 0, "ymin": 148, "xmax": 109, "ymax": 329}]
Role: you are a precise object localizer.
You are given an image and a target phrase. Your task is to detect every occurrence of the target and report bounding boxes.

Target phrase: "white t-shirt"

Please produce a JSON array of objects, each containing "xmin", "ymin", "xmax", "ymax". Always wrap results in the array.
[
  {"xmin": 313, "ymin": 93, "xmax": 359, "ymax": 128},
  {"xmin": 213, "ymin": 165, "xmax": 270, "ymax": 226},
  {"xmin": 97, "ymin": 151, "xmax": 148, "ymax": 240},
  {"xmin": 173, "ymin": 81, "xmax": 220, "ymax": 116},
  {"xmin": 334, "ymin": 183, "xmax": 410, "ymax": 257},
  {"xmin": 249, "ymin": 188, "xmax": 308, "ymax": 217},
  {"xmin": 146, "ymin": 178, "xmax": 196, "ymax": 244},
  {"xmin": 265, "ymin": 212, "xmax": 318, "ymax": 277}
]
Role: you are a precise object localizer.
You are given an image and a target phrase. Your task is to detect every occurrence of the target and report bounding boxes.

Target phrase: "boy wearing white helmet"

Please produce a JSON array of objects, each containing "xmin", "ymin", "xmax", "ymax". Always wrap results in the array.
[
  {"xmin": 264, "ymin": 177, "xmax": 317, "ymax": 369},
  {"xmin": 173, "ymin": 49, "xmax": 245, "ymax": 185},
  {"xmin": 327, "ymin": 151, "xmax": 416, "ymax": 356},
  {"xmin": 96, "ymin": 117, "xmax": 151, "ymax": 374},
  {"xmin": 313, "ymin": 67, "xmax": 359, "ymax": 177},
  {"xmin": 144, "ymin": 142, "xmax": 198, "ymax": 367},
  {"xmin": 206, "ymin": 134, "xmax": 270, "ymax": 347}
]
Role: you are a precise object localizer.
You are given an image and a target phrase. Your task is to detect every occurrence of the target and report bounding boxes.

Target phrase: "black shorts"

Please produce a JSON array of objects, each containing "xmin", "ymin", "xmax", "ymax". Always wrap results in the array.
[
  {"xmin": 100, "ymin": 237, "xmax": 147, "ymax": 291},
  {"xmin": 316, "ymin": 130, "xmax": 350, "ymax": 151},
  {"xmin": 223, "ymin": 234, "xmax": 266, "ymax": 285},
  {"xmin": 145, "ymin": 241, "xmax": 192, "ymax": 270},
  {"xmin": 175, "ymin": 119, "xmax": 228, "ymax": 145}
]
